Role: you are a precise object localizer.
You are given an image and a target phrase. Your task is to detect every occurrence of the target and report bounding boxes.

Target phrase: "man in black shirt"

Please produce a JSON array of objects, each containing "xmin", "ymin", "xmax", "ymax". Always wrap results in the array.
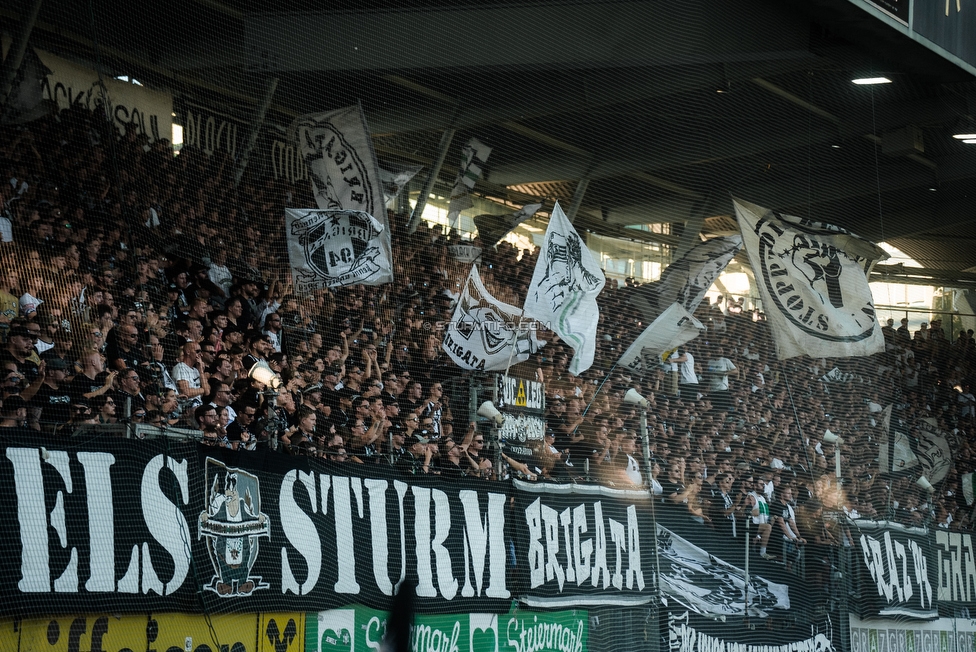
[
  {"xmin": 30, "ymin": 357, "xmax": 73, "ymax": 428},
  {"xmin": 226, "ymin": 402, "xmax": 259, "ymax": 450},
  {"xmin": 241, "ymin": 331, "xmax": 272, "ymax": 374},
  {"xmin": 112, "ymin": 367, "xmax": 147, "ymax": 419},
  {"xmin": 68, "ymin": 349, "xmax": 116, "ymax": 402},
  {"xmin": 1, "ymin": 326, "xmax": 40, "ymax": 383}
]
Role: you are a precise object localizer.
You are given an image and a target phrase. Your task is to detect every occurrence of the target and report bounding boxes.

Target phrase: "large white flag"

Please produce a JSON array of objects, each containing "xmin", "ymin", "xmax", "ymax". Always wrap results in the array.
[
  {"xmin": 285, "ymin": 209, "xmax": 392, "ymax": 291},
  {"xmin": 288, "ymin": 105, "xmax": 393, "ymax": 289},
  {"xmin": 523, "ymin": 202, "xmax": 606, "ymax": 375},
  {"xmin": 617, "ymin": 303, "xmax": 706, "ymax": 375},
  {"xmin": 631, "ymin": 235, "xmax": 742, "ymax": 320},
  {"xmin": 443, "ymin": 265, "xmax": 543, "ymax": 371},
  {"xmin": 447, "ymin": 138, "xmax": 492, "ymax": 228},
  {"xmin": 733, "ymin": 198, "xmax": 887, "ymax": 360}
]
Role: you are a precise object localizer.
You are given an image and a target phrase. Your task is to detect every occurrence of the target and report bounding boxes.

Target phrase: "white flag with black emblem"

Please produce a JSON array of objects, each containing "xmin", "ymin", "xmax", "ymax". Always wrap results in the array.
[
  {"xmin": 733, "ymin": 198, "xmax": 887, "ymax": 360},
  {"xmin": 447, "ymin": 138, "xmax": 492, "ymax": 228},
  {"xmin": 288, "ymin": 105, "xmax": 393, "ymax": 288},
  {"xmin": 443, "ymin": 265, "xmax": 544, "ymax": 371},
  {"xmin": 523, "ymin": 202, "xmax": 606, "ymax": 375},
  {"xmin": 617, "ymin": 303, "xmax": 706, "ymax": 375},
  {"xmin": 285, "ymin": 209, "xmax": 392, "ymax": 291}
]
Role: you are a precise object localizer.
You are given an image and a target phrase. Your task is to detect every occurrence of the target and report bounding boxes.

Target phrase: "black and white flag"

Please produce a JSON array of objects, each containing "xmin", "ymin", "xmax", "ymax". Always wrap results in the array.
[
  {"xmin": 617, "ymin": 303, "xmax": 705, "ymax": 376},
  {"xmin": 443, "ymin": 265, "xmax": 544, "ymax": 371},
  {"xmin": 447, "ymin": 138, "xmax": 492, "ymax": 229},
  {"xmin": 1, "ymin": 47, "xmax": 51, "ymax": 125},
  {"xmin": 630, "ymin": 235, "xmax": 741, "ymax": 321},
  {"xmin": 878, "ymin": 404, "xmax": 919, "ymax": 475},
  {"xmin": 734, "ymin": 198, "xmax": 887, "ymax": 360},
  {"xmin": 523, "ymin": 202, "xmax": 606, "ymax": 375},
  {"xmin": 285, "ymin": 209, "xmax": 393, "ymax": 291},
  {"xmin": 914, "ymin": 417, "xmax": 953, "ymax": 485},
  {"xmin": 657, "ymin": 524, "xmax": 790, "ymax": 618},
  {"xmin": 288, "ymin": 105, "xmax": 393, "ymax": 289},
  {"xmin": 473, "ymin": 203, "xmax": 543, "ymax": 247},
  {"xmin": 379, "ymin": 161, "xmax": 424, "ymax": 207}
]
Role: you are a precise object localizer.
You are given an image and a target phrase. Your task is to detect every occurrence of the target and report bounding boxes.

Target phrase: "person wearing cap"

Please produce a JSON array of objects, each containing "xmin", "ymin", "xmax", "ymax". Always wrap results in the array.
[
  {"xmin": 395, "ymin": 432, "xmax": 434, "ymax": 475},
  {"xmin": 385, "ymin": 422, "xmax": 408, "ymax": 465},
  {"xmin": 914, "ymin": 321, "xmax": 929, "ymax": 342},
  {"xmin": 332, "ymin": 387, "xmax": 356, "ymax": 428},
  {"xmin": 1, "ymin": 325, "xmax": 41, "ymax": 383},
  {"xmin": 30, "ymin": 356, "xmax": 73, "ymax": 428}
]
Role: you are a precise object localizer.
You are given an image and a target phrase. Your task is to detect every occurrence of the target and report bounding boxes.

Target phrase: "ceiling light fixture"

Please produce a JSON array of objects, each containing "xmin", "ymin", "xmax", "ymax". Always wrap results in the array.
[
  {"xmin": 964, "ymin": 139, "xmax": 976, "ymax": 144},
  {"xmin": 953, "ymin": 134, "xmax": 976, "ymax": 140},
  {"xmin": 852, "ymin": 77, "xmax": 892, "ymax": 85}
]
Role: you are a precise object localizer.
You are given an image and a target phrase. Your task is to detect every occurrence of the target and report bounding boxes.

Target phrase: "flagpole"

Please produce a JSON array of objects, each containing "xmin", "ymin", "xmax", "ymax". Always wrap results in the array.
[
  {"xmin": 581, "ymin": 362, "xmax": 619, "ymax": 418},
  {"xmin": 501, "ymin": 317, "xmax": 523, "ymax": 380}
]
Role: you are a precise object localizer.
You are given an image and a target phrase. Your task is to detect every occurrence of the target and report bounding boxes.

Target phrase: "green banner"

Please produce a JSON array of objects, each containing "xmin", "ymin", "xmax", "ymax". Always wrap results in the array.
[{"xmin": 305, "ymin": 605, "xmax": 588, "ymax": 652}]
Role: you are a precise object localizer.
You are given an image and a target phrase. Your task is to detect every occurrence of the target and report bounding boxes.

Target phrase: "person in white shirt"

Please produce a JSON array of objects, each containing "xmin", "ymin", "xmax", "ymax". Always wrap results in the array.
[
  {"xmin": 706, "ymin": 350, "xmax": 737, "ymax": 411},
  {"xmin": 671, "ymin": 348, "xmax": 699, "ymax": 401},
  {"xmin": 172, "ymin": 341, "xmax": 209, "ymax": 412}
]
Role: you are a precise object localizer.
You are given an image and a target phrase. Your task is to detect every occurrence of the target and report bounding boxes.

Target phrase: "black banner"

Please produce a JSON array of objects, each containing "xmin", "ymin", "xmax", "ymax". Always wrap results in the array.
[
  {"xmin": 0, "ymin": 435, "xmax": 511, "ymax": 616},
  {"xmin": 512, "ymin": 480, "xmax": 657, "ymax": 607},
  {"xmin": 852, "ymin": 520, "xmax": 976, "ymax": 620}
]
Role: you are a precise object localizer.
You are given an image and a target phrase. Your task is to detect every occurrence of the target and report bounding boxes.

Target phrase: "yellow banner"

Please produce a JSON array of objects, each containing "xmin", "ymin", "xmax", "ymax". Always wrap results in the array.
[{"xmin": 0, "ymin": 612, "xmax": 304, "ymax": 652}]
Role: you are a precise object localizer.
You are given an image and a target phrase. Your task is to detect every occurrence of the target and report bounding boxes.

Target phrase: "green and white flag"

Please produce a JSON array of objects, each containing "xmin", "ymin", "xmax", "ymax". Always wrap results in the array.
[{"xmin": 523, "ymin": 202, "xmax": 606, "ymax": 375}]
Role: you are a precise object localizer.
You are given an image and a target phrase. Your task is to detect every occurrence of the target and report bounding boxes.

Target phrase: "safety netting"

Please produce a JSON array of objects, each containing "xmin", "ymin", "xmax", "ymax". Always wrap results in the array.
[{"xmin": 1, "ymin": 1, "xmax": 975, "ymax": 651}]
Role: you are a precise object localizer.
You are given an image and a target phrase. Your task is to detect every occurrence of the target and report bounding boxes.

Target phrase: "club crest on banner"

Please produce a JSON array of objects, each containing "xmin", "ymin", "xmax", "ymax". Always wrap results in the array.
[
  {"xmin": 198, "ymin": 458, "xmax": 271, "ymax": 597},
  {"xmin": 287, "ymin": 209, "xmax": 389, "ymax": 290}
]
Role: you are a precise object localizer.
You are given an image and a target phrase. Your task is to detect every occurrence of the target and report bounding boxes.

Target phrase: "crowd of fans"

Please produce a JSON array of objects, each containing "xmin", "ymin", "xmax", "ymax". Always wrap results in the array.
[{"xmin": 1, "ymin": 106, "xmax": 974, "ymax": 563}]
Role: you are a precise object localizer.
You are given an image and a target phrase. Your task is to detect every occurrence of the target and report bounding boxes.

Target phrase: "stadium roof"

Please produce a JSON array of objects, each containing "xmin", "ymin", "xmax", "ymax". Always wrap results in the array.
[{"xmin": 6, "ymin": 0, "xmax": 976, "ymax": 280}]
